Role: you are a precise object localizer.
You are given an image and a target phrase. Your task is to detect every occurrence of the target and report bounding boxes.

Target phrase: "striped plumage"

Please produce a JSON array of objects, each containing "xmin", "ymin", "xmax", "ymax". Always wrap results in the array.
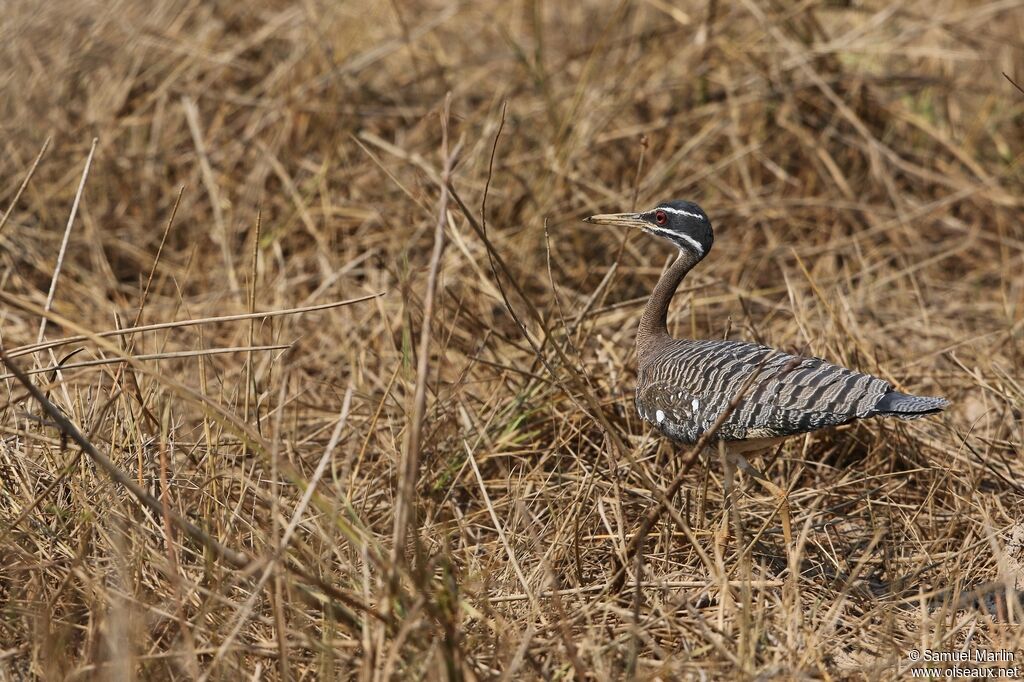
[
  {"xmin": 636, "ymin": 338, "xmax": 946, "ymax": 446},
  {"xmin": 584, "ymin": 200, "xmax": 949, "ymax": 449}
]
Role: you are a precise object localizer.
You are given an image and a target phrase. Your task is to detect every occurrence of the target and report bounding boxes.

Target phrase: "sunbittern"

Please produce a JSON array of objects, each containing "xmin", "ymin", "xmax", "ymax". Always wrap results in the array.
[{"xmin": 584, "ymin": 201, "xmax": 948, "ymax": 545}]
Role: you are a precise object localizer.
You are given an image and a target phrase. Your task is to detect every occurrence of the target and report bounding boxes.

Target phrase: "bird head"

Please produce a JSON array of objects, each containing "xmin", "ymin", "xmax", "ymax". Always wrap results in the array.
[{"xmin": 583, "ymin": 200, "xmax": 713, "ymax": 259}]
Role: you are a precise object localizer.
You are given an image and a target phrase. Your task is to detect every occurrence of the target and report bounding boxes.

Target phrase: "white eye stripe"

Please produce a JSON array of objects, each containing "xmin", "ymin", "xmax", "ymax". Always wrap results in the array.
[
  {"xmin": 649, "ymin": 226, "xmax": 704, "ymax": 255},
  {"xmin": 656, "ymin": 206, "xmax": 706, "ymax": 221},
  {"xmin": 676, "ymin": 233, "xmax": 704, "ymax": 255}
]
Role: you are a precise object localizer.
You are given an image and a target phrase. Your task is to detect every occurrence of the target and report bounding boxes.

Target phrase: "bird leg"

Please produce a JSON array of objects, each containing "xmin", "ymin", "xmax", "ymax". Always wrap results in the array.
[
  {"xmin": 717, "ymin": 441, "xmax": 745, "ymax": 551},
  {"xmin": 730, "ymin": 452, "xmax": 793, "ymax": 549},
  {"xmin": 715, "ymin": 441, "xmax": 741, "ymax": 631}
]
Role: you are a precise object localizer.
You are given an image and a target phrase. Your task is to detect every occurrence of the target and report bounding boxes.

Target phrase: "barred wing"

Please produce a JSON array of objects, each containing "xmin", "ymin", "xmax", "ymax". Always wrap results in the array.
[{"xmin": 635, "ymin": 339, "xmax": 890, "ymax": 443}]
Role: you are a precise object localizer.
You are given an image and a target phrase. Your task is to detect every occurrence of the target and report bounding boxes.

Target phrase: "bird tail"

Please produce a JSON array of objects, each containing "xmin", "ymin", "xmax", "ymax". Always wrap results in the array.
[{"xmin": 872, "ymin": 390, "xmax": 949, "ymax": 420}]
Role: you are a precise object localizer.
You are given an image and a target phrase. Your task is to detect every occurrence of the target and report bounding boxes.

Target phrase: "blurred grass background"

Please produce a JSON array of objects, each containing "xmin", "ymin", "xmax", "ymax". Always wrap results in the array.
[{"xmin": 1, "ymin": 0, "xmax": 1023, "ymax": 678}]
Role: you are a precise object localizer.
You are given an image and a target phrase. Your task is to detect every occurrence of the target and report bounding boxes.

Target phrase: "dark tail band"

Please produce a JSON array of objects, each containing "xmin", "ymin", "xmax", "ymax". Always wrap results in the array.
[{"xmin": 872, "ymin": 390, "xmax": 949, "ymax": 420}]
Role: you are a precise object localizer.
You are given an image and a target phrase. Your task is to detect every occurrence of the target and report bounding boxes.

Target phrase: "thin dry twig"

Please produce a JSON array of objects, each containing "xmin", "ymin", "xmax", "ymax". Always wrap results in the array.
[
  {"xmin": 391, "ymin": 93, "xmax": 461, "ymax": 570},
  {"xmin": 0, "ymin": 136, "xmax": 50, "ymax": 237},
  {"xmin": 37, "ymin": 138, "xmax": 97, "ymax": 344},
  {"xmin": 0, "ymin": 343, "xmax": 292, "ymax": 381},
  {"xmin": 2, "ymin": 294, "xmax": 382, "ymax": 359}
]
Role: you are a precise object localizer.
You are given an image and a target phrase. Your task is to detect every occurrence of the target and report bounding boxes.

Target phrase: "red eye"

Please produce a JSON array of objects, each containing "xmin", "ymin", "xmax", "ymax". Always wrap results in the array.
[{"xmin": 655, "ymin": 210, "xmax": 667, "ymax": 225}]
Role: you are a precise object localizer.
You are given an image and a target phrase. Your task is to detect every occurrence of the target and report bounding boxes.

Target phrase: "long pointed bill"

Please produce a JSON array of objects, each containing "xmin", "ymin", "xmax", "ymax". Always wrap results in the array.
[{"xmin": 582, "ymin": 212, "xmax": 648, "ymax": 229}]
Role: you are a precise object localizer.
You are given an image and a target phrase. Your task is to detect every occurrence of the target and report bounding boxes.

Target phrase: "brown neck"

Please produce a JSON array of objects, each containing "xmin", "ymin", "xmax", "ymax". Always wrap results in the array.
[{"xmin": 636, "ymin": 249, "xmax": 701, "ymax": 355}]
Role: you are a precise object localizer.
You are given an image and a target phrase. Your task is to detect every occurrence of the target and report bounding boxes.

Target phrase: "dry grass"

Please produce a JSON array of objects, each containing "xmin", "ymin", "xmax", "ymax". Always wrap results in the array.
[{"xmin": 1, "ymin": 0, "xmax": 1023, "ymax": 679}]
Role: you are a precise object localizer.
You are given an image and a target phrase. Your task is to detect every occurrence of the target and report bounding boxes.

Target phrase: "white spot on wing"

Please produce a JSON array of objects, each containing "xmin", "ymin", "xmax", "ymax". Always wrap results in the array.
[
  {"xmin": 655, "ymin": 410, "xmax": 665, "ymax": 423},
  {"xmin": 692, "ymin": 398, "xmax": 700, "ymax": 412}
]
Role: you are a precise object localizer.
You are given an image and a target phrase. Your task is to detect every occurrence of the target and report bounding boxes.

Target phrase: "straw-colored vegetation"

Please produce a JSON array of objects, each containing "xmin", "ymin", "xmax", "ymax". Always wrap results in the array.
[{"xmin": 1, "ymin": 0, "xmax": 1023, "ymax": 679}]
